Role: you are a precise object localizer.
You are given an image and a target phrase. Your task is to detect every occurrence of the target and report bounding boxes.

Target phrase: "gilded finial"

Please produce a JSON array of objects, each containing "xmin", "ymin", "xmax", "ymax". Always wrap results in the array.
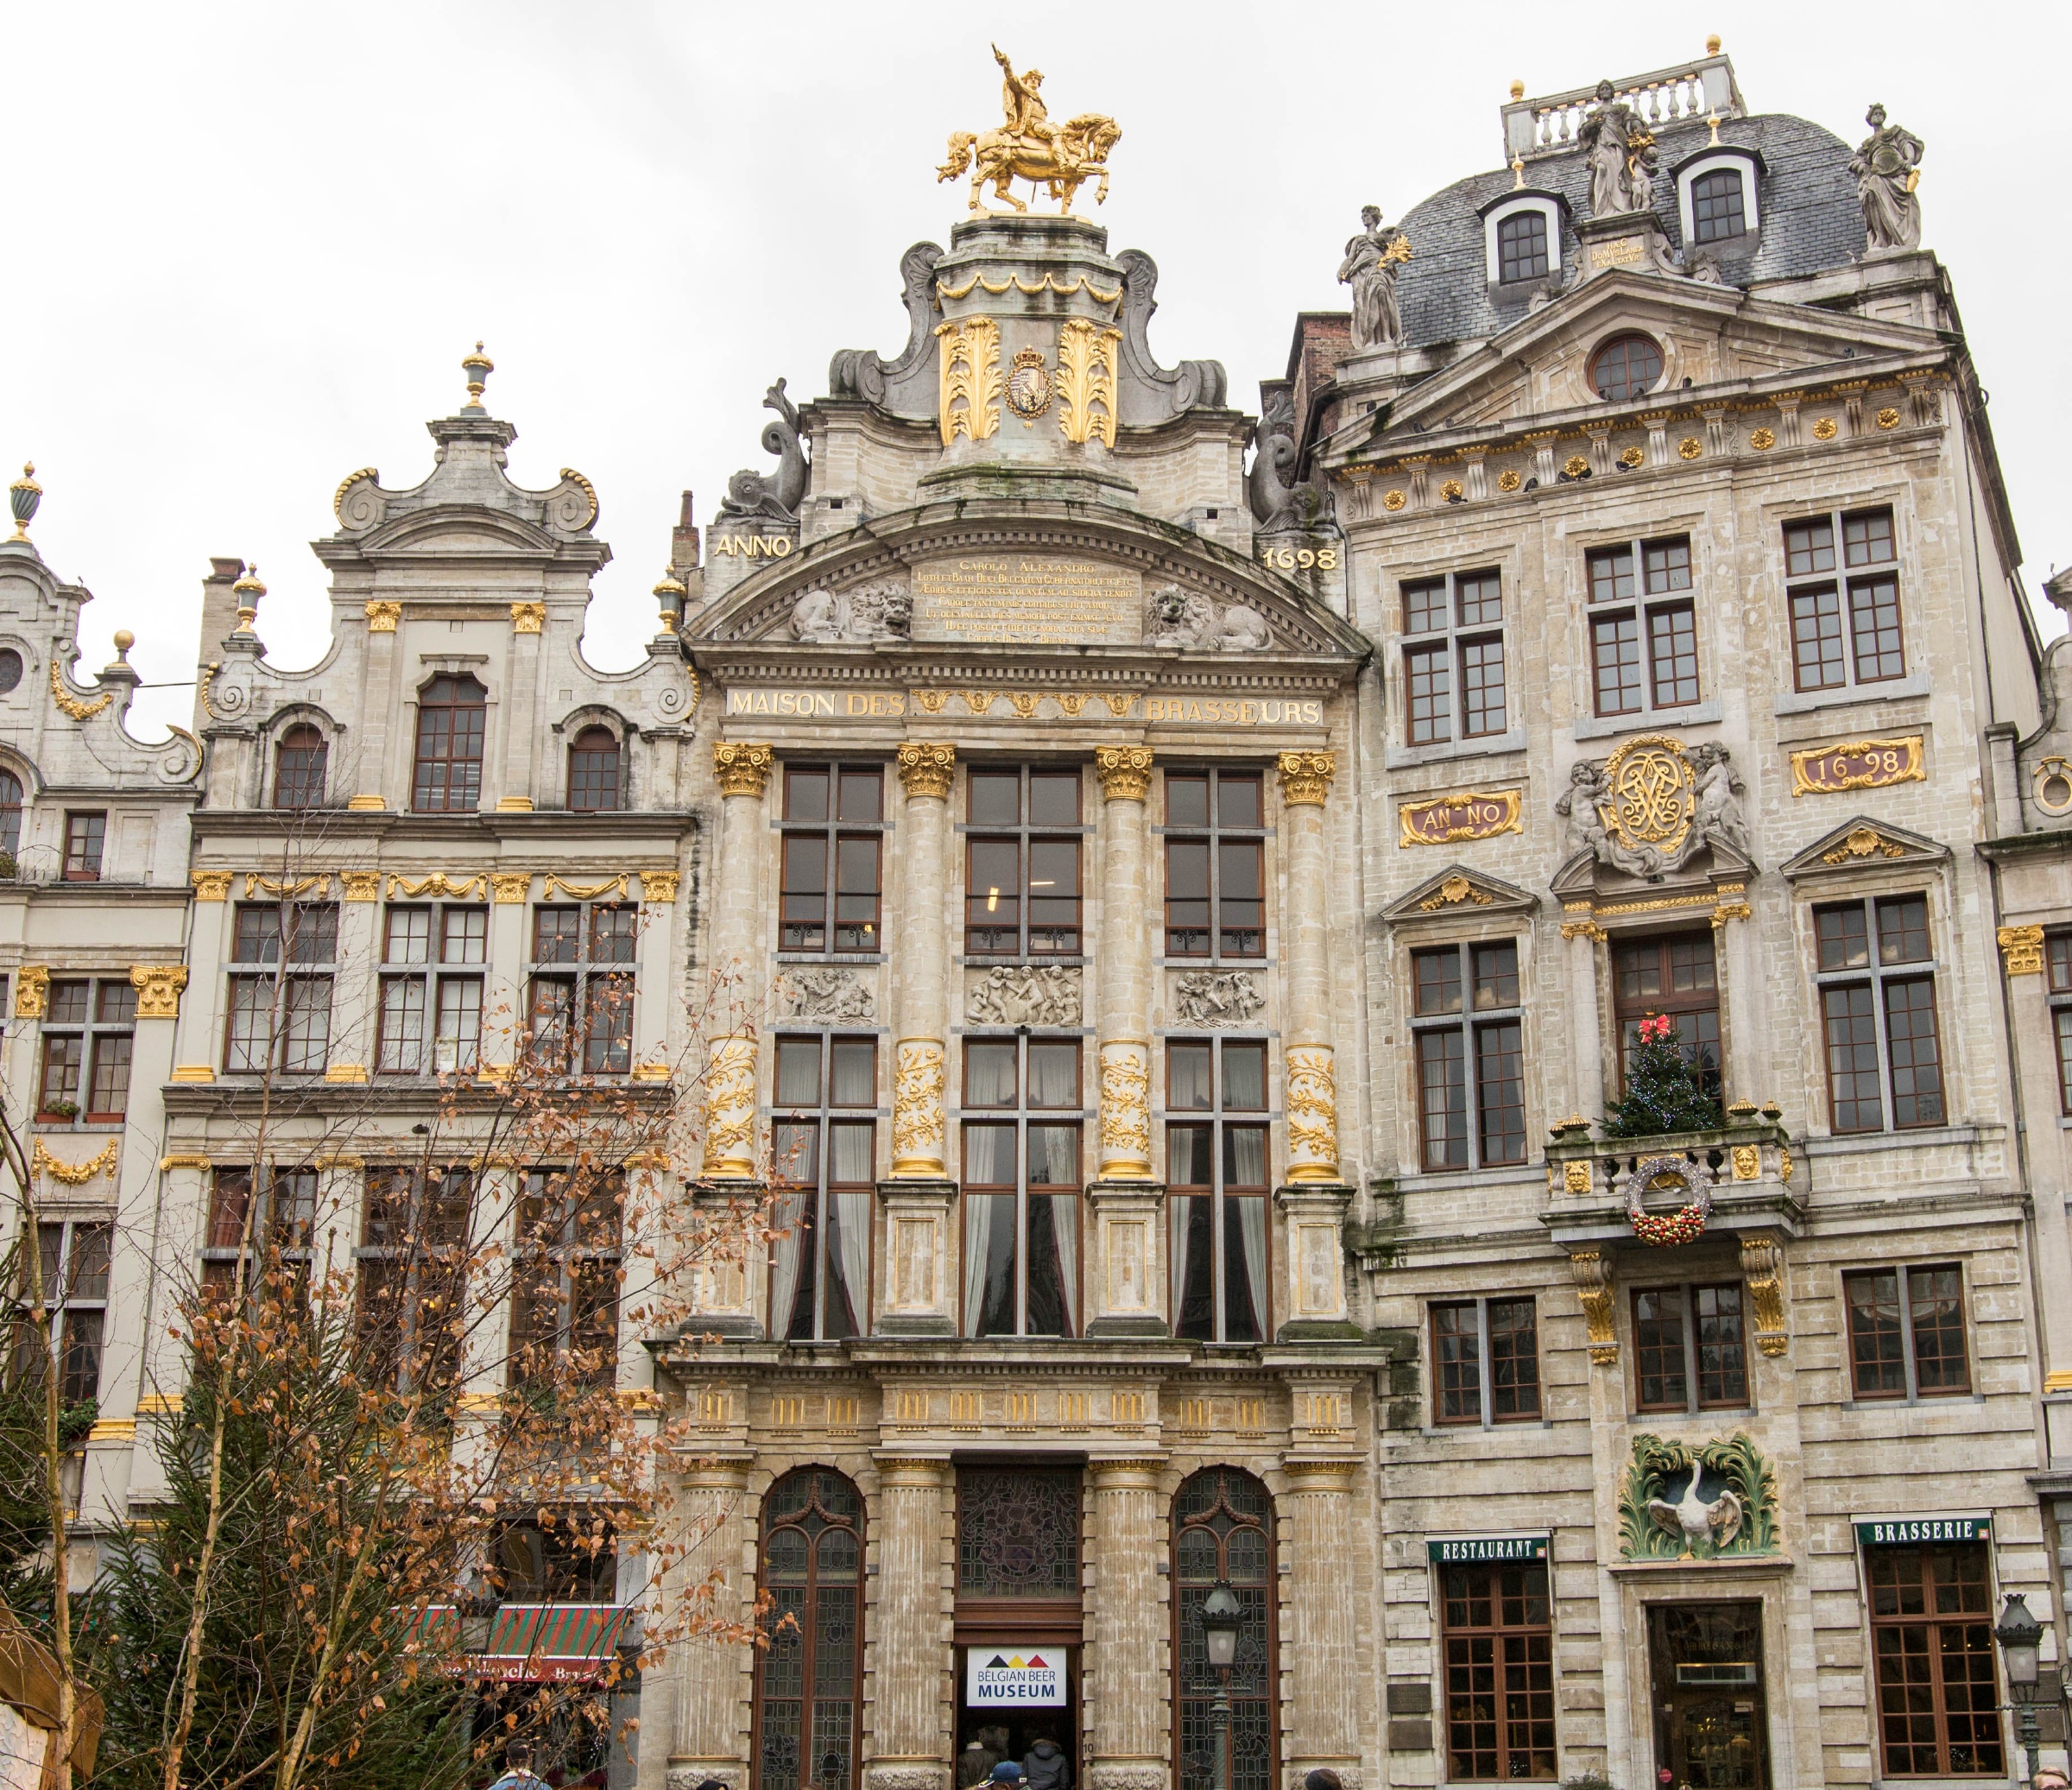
[
  {"xmin": 231, "ymin": 562, "xmax": 266, "ymax": 633},
  {"xmin": 1509, "ymin": 79, "xmax": 1525, "ymax": 100},
  {"xmin": 1707, "ymin": 111, "xmax": 1722, "ymax": 145},
  {"xmin": 462, "ymin": 340, "xmax": 494, "ymax": 409},
  {"xmin": 9, "ymin": 462, "xmax": 41, "ymax": 540},
  {"xmin": 111, "ymin": 629, "xmax": 134, "ymax": 662},
  {"xmin": 653, "ymin": 567, "xmax": 688, "ymax": 632},
  {"xmin": 1705, "ymin": 33, "xmax": 1721, "ymax": 54},
  {"xmin": 1511, "ymin": 155, "xmax": 1526, "ymax": 190}
]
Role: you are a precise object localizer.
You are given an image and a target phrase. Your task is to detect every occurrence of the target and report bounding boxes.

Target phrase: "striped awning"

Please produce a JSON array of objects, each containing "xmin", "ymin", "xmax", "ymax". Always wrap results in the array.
[{"xmin": 424, "ymin": 1603, "xmax": 635, "ymax": 1685}]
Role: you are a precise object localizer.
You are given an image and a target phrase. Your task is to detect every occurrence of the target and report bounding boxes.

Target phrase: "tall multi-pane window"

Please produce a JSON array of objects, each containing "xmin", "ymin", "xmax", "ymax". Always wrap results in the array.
[
  {"xmin": 224, "ymin": 902, "xmax": 337, "ymax": 1074},
  {"xmin": 1441, "ymin": 1560, "xmax": 1557, "ymax": 1781},
  {"xmin": 1785, "ymin": 507, "xmax": 1906, "ymax": 693},
  {"xmin": 273, "ymin": 725, "xmax": 327, "ymax": 809},
  {"xmin": 1842, "ymin": 1263, "xmax": 1970, "ymax": 1400},
  {"xmin": 961, "ymin": 1034, "xmax": 1081, "ymax": 1337},
  {"xmin": 411, "ymin": 674, "xmax": 488, "ymax": 812},
  {"xmin": 1410, "ymin": 941, "xmax": 1526, "ymax": 1170},
  {"xmin": 357, "ymin": 1166, "xmax": 472, "ymax": 1395},
  {"xmin": 1495, "ymin": 210, "xmax": 1550, "ymax": 283},
  {"xmin": 1631, "ymin": 1282, "xmax": 1749, "ymax": 1413},
  {"xmin": 2050, "ymin": 933, "xmax": 2072, "ymax": 1112},
  {"xmin": 1431, "ymin": 1297, "xmax": 1541, "ymax": 1426},
  {"xmin": 1612, "ymin": 933, "xmax": 1721, "ymax": 1096},
  {"xmin": 1173, "ymin": 1469, "xmax": 1276, "ymax": 1790},
  {"xmin": 780, "ymin": 763, "xmax": 883, "ymax": 952},
  {"xmin": 1867, "ymin": 1544, "xmax": 2004, "ymax": 1778},
  {"xmin": 755, "ymin": 1469, "xmax": 865, "ymax": 1790},
  {"xmin": 1401, "ymin": 569, "xmax": 1507, "ymax": 746},
  {"xmin": 1690, "ymin": 167, "xmax": 1748, "ymax": 241},
  {"xmin": 0, "ymin": 768, "xmax": 22, "ymax": 858},
  {"xmin": 1168, "ymin": 1037, "xmax": 1271, "ymax": 1344},
  {"xmin": 508, "ymin": 1167, "xmax": 622, "ymax": 1389},
  {"xmin": 527, "ymin": 900, "xmax": 636, "ymax": 1075},
  {"xmin": 566, "ymin": 726, "xmax": 622, "ymax": 813},
  {"xmin": 771, "ymin": 1035, "xmax": 875, "ymax": 1341},
  {"xmin": 1815, "ymin": 895, "xmax": 1944, "ymax": 1132},
  {"xmin": 15, "ymin": 1220, "xmax": 112, "ymax": 1405},
  {"xmin": 378, "ymin": 904, "xmax": 486, "ymax": 1074},
  {"xmin": 965, "ymin": 766, "xmax": 1082, "ymax": 958},
  {"xmin": 38, "ymin": 978, "xmax": 136, "ymax": 1120},
  {"xmin": 1587, "ymin": 535, "xmax": 1700, "ymax": 718},
  {"xmin": 200, "ymin": 1167, "xmax": 319, "ymax": 1297},
  {"xmin": 1164, "ymin": 769, "xmax": 1265, "ymax": 958},
  {"xmin": 64, "ymin": 812, "xmax": 104, "ymax": 881}
]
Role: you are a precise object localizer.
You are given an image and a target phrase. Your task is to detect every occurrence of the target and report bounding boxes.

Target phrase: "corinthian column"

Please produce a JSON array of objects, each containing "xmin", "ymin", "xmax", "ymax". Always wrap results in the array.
[
  {"xmin": 1084, "ymin": 1458, "xmax": 1166, "ymax": 1790},
  {"xmin": 702, "ymin": 743, "xmax": 772, "ymax": 1179},
  {"xmin": 867, "ymin": 1457, "xmax": 951, "ymax": 1790},
  {"xmin": 1280, "ymin": 1460, "xmax": 1362, "ymax": 1787},
  {"xmin": 1276, "ymin": 751, "xmax": 1338, "ymax": 1182}
]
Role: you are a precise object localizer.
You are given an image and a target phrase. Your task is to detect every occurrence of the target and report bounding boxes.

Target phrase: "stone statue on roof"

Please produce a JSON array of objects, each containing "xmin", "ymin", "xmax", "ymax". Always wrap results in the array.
[
  {"xmin": 1577, "ymin": 80, "xmax": 1658, "ymax": 218},
  {"xmin": 1851, "ymin": 104, "xmax": 1924, "ymax": 252},
  {"xmin": 1336, "ymin": 206, "xmax": 1411, "ymax": 351}
]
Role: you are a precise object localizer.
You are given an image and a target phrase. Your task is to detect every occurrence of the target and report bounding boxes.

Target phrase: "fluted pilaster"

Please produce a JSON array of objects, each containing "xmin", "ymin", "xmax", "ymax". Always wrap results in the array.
[{"xmin": 867, "ymin": 1457, "xmax": 951, "ymax": 1790}]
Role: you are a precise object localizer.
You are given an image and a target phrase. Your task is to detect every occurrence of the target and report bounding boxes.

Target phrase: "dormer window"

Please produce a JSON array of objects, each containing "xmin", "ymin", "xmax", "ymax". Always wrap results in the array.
[
  {"xmin": 1690, "ymin": 169, "xmax": 1746, "ymax": 242},
  {"xmin": 1674, "ymin": 149, "xmax": 1761, "ymax": 248},
  {"xmin": 1481, "ymin": 193, "xmax": 1564, "ymax": 287},
  {"xmin": 1590, "ymin": 333, "xmax": 1663, "ymax": 402}
]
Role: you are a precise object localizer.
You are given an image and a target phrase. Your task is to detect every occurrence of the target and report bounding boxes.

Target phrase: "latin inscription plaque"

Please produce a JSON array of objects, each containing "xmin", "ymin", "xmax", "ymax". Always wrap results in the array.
[{"xmin": 913, "ymin": 555, "xmax": 1140, "ymax": 646}]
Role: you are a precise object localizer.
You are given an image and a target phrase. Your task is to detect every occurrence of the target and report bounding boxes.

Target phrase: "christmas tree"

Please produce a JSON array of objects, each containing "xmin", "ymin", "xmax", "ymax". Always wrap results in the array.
[{"xmin": 1601, "ymin": 1012, "xmax": 1722, "ymax": 1138}]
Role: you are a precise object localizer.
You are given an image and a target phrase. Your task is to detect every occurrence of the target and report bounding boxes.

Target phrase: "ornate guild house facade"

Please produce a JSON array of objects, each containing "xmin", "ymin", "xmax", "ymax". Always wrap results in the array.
[{"xmin": 5, "ymin": 39, "xmax": 2072, "ymax": 1790}]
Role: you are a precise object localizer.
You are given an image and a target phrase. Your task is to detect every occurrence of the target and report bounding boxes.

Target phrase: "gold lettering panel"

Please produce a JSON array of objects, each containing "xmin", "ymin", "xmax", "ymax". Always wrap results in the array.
[
  {"xmin": 1399, "ymin": 788, "xmax": 1524, "ymax": 848},
  {"xmin": 913, "ymin": 555, "xmax": 1140, "ymax": 645},
  {"xmin": 1789, "ymin": 735, "xmax": 1925, "ymax": 796}
]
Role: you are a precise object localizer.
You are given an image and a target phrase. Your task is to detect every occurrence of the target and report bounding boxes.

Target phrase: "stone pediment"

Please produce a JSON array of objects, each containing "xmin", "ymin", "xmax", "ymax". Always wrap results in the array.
[
  {"xmin": 1780, "ymin": 816, "xmax": 1949, "ymax": 882},
  {"xmin": 689, "ymin": 503, "xmax": 1369, "ymax": 661},
  {"xmin": 1382, "ymin": 865, "xmax": 1538, "ymax": 926}
]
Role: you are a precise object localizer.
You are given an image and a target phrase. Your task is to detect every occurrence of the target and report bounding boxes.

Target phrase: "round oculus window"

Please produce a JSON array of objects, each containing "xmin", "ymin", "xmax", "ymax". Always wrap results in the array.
[
  {"xmin": 1590, "ymin": 332, "xmax": 1665, "ymax": 402},
  {"xmin": 0, "ymin": 649, "xmax": 21, "ymax": 693}
]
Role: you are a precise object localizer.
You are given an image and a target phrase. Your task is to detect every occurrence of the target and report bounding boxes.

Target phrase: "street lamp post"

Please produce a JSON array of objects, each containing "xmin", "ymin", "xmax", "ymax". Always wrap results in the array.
[
  {"xmin": 1201, "ymin": 1584, "xmax": 1241, "ymax": 1790},
  {"xmin": 1993, "ymin": 1591, "xmax": 2045, "ymax": 1787}
]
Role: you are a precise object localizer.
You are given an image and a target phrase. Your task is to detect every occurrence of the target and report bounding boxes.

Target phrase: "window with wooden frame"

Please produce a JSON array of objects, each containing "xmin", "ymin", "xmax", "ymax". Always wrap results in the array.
[
  {"xmin": 1168, "ymin": 1037, "xmax": 1271, "ymax": 1344},
  {"xmin": 1814, "ymin": 895, "xmax": 1944, "ymax": 1132},
  {"xmin": 1441, "ymin": 1559, "xmax": 1557, "ymax": 1781},
  {"xmin": 0, "ymin": 768, "xmax": 23, "ymax": 858},
  {"xmin": 1612, "ymin": 931, "xmax": 1721, "ymax": 1097},
  {"xmin": 1496, "ymin": 210, "xmax": 1550, "ymax": 283},
  {"xmin": 771, "ymin": 1034, "xmax": 875, "ymax": 1341},
  {"xmin": 1430, "ymin": 1297, "xmax": 1541, "ymax": 1426},
  {"xmin": 1689, "ymin": 167, "xmax": 1748, "ymax": 242},
  {"xmin": 377, "ymin": 903, "xmax": 487, "ymax": 1075},
  {"xmin": 526, "ymin": 900, "xmax": 636, "ymax": 1075},
  {"xmin": 1173, "ymin": 1468, "xmax": 1277, "ymax": 1790},
  {"xmin": 224, "ymin": 902, "xmax": 337, "ymax": 1075},
  {"xmin": 1842, "ymin": 1263, "xmax": 1970, "ymax": 1401},
  {"xmin": 755, "ymin": 1468, "xmax": 865, "ymax": 1790},
  {"xmin": 200, "ymin": 1167, "xmax": 319, "ymax": 1298},
  {"xmin": 964, "ymin": 765, "xmax": 1082, "ymax": 958},
  {"xmin": 508, "ymin": 1167, "xmax": 622, "ymax": 1389},
  {"xmin": 38, "ymin": 977, "xmax": 136, "ymax": 1121},
  {"xmin": 14, "ymin": 1219, "xmax": 112, "ymax": 1406},
  {"xmin": 960, "ymin": 1034, "xmax": 1082, "ymax": 1338},
  {"xmin": 780, "ymin": 763, "xmax": 883, "ymax": 952},
  {"xmin": 1867, "ymin": 1542, "xmax": 2004, "ymax": 1778},
  {"xmin": 1785, "ymin": 507, "xmax": 1905, "ymax": 693},
  {"xmin": 410, "ymin": 674, "xmax": 488, "ymax": 813},
  {"xmin": 273, "ymin": 724, "xmax": 327, "ymax": 810},
  {"xmin": 1631, "ymin": 1281, "xmax": 1749, "ymax": 1413},
  {"xmin": 565, "ymin": 725, "xmax": 622, "ymax": 813},
  {"xmin": 1400, "ymin": 568, "xmax": 1507, "ymax": 746},
  {"xmin": 2050, "ymin": 933, "xmax": 2072, "ymax": 1113},
  {"xmin": 357, "ymin": 1165, "xmax": 472, "ymax": 1395},
  {"xmin": 1587, "ymin": 535, "xmax": 1700, "ymax": 718},
  {"xmin": 1411, "ymin": 941, "xmax": 1526, "ymax": 1170},
  {"xmin": 1163, "ymin": 768, "xmax": 1265, "ymax": 958},
  {"xmin": 63, "ymin": 812, "xmax": 104, "ymax": 881}
]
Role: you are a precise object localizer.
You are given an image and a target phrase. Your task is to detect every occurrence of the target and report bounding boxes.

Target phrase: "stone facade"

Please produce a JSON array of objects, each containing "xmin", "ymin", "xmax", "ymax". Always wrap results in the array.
[{"xmin": 5, "ymin": 40, "xmax": 2069, "ymax": 1790}]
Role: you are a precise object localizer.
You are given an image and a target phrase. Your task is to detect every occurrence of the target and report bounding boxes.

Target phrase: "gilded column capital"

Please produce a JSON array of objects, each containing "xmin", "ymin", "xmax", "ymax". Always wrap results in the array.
[
  {"xmin": 1094, "ymin": 745, "xmax": 1153, "ymax": 801},
  {"xmin": 713, "ymin": 742, "xmax": 774, "ymax": 799},
  {"xmin": 129, "ymin": 965, "xmax": 188, "ymax": 1018},
  {"xmin": 896, "ymin": 743, "xmax": 956, "ymax": 800},
  {"xmin": 1998, "ymin": 924, "xmax": 2045, "ymax": 976},
  {"xmin": 490, "ymin": 872, "xmax": 533, "ymax": 904},
  {"xmin": 190, "ymin": 870, "xmax": 232, "ymax": 902},
  {"xmin": 509, "ymin": 601, "xmax": 546, "ymax": 634},
  {"xmin": 338, "ymin": 871, "xmax": 382, "ymax": 903},
  {"xmin": 1277, "ymin": 750, "xmax": 1336, "ymax": 806},
  {"xmin": 363, "ymin": 600, "xmax": 401, "ymax": 632},
  {"xmin": 641, "ymin": 870, "xmax": 680, "ymax": 903}
]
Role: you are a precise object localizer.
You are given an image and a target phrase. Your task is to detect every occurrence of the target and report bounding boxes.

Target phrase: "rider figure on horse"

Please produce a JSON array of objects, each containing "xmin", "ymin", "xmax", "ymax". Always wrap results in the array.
[{"xmin": 994, "ymin": 45, "xmax": 1058, "ymax": 154}]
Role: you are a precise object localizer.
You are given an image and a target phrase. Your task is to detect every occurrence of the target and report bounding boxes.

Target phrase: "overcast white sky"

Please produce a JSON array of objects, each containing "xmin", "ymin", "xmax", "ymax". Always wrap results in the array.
[{"xmin": 3, "ymin": 2, "xmax": 2064, "ymax": 739}]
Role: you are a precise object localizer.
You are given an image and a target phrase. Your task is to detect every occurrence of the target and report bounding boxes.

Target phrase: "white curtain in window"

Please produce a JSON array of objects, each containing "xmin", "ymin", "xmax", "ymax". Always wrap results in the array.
[
  {"xmin": 962, "ymin": 1197, "xmax": 994, "ymax": 1338},
  {"xmin": 1237, "ymin": 1195, "xmax": 1267, "ymax": 1338},
  {"xmin": 1051, "ymin": 1194, "xmax": 1077, "ymax": 1334},
  {"xmin": 769, "ymin": 1189, "xmax": 806, "ymax": 1336},
  {"xmin": 832, "ymin": 1192, "xmax": 871, "ymax": 1333}
]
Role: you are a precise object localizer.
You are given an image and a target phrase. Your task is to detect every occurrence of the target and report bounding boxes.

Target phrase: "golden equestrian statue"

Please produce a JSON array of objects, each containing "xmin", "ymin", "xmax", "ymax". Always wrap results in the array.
[{"xmin": 937, "ymin": 46, "xmax": 1121, "ymax": 216}]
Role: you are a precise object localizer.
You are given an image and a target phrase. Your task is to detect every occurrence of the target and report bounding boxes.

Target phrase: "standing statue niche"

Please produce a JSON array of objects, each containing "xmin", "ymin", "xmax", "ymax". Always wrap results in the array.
[
  {"xmin": 1577, "ymin": 80, "xmax": 1659, "ymax": 218},
  {"xmin": 1336, "ymin": 206, "xmax": 1412, "ymax": 351},
  {"xmin": 717, "ymin": 378, "xmax": 809, "ymax": 525},
  {"xmin": 1851, "ymin": 104, "xmax": 1924, "ymax": 252}
]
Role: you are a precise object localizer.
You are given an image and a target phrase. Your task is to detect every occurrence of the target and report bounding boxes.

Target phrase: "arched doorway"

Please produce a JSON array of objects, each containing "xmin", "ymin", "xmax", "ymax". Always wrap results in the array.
[
  {"xmin": 753, "ymin": 1468, "xmax": 864, "ymax": 1790},
  {"xmin": 1173, "ymin": 1467, "xmax": 1277, "ymax": 1790}
]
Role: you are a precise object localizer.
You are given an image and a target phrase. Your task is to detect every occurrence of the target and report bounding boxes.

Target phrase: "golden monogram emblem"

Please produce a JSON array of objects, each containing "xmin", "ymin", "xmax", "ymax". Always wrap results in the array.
[{"xmin": 1599, "ymin": 735, "xmax": 1695, "ymax": 854}]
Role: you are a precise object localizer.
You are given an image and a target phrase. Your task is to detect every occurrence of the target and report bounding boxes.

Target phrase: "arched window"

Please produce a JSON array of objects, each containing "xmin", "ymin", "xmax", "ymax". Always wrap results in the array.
[
  {"xmin": 274, "ymin": 725, "xmax": 327, "ymax": 810},
  {"xmin": 412, "ymin": 676, "xmax": 487, "ymax": 813},
  {"xmin": 567, "ymin": 726, "xmax": 621, "ymax": 813},
  {"xmin": 1174, "ymin": 1468, "xmax": 1277, "ymax": 1790},
  {"xmin": 0, "ymin": 768, "xmax": 22, "ymax": 859},
  {"xmin": 755, "ymin": 1469, "xmax": 863, "ymax": 1790},
  {"xmin": 1589, "ymin": 333, "xmax": 1664, "ymax": 403}
]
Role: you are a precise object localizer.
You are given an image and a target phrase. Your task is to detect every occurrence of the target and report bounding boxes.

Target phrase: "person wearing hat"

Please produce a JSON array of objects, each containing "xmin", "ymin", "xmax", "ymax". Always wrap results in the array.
[{"xmin": 989, "ymin": 1762, "xmax": 1026, "ymax": 1787}]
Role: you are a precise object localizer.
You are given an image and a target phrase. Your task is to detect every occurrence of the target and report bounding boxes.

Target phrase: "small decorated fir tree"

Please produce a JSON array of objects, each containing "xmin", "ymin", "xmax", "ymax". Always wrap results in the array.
[{"xmin": 1601, "ymin": 1012, "xmax": 1722, "ymax": 1138}]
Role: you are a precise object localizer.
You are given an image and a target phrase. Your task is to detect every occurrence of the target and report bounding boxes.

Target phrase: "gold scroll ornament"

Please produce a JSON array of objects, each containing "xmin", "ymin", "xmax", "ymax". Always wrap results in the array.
[
  {"xmin": 1399, "ymin": 787, "xmax": 1523, "ymax": 848},
  {"xmin": 1283, "ymin": 1045, "xmax": 1340, "ymax": 1181},
  {"xmin": 891, "ymin": 1040, "xmax": 948, "ymax": 1177},
  {"xmin": 937, "ymin": 318, "xmax": 1002, "ymax": 446},
  {"xmin": 700, "ymin": 1036, "xmax": 758, "ymax": 1178},
  {"xmin": 1569, "ymin": 1249, "xmax": 1619, "ymax": 1364},
  {"xmin": 1788, "ymin": 735, "xmax": 1924, "ymax": 796},
  {"xmin": 1599, "ymin": 734, "xmax": 1695, "ymax": 854},
  {"xmin": 1056, "ymin": 319, "xmax": 1121, "ymax": 447},
  {"xmin": 1096, "ymin": 1041, "xmax": 1153, "ymax": 1178}
]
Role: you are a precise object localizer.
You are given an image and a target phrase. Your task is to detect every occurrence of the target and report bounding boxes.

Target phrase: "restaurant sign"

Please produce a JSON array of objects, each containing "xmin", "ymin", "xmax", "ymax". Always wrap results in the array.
[
  {"xmin": 1854, "ymin": 1515, "xmax": 1992, "ymax": 1546},
  {"xmin": 1426, "ymin": 1534, "xmax": 1551, "ymax": 1564}
]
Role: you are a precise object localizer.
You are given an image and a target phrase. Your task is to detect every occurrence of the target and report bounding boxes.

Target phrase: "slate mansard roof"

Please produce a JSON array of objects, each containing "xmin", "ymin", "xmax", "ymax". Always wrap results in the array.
[{"xmin": 1393, "ymin": 111, "xmax": 1869, "ymax": 351}]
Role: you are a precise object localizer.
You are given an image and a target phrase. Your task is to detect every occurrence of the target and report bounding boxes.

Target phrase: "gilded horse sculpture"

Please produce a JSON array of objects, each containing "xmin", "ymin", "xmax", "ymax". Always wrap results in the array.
[{"xmin": 937, "ymin": 47, "xmax": 1121, "ymax": 216}]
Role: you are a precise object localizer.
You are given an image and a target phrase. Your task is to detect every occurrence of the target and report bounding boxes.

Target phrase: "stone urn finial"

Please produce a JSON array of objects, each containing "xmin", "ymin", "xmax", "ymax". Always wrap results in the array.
[
  {"xmin": 9, "ymin": 462, "xmax": 41, "ymax": 540},
  {"xmin": 462, "ymin": 340, "xmax": 494, "ymax": 410}
]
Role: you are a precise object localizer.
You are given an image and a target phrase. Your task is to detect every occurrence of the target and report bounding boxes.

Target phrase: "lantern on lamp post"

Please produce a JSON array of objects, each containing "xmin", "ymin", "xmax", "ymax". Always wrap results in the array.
[{"xmin": 1201, "ymin": 1583, "xmax": 1241, "ymax": 1790}]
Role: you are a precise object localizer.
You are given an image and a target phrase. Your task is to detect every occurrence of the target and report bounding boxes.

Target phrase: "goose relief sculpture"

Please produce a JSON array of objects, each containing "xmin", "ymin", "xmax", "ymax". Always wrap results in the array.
[{"xmin": 1648, "ymin": 1461, "xmax": 1744, "ymax": 1559}]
